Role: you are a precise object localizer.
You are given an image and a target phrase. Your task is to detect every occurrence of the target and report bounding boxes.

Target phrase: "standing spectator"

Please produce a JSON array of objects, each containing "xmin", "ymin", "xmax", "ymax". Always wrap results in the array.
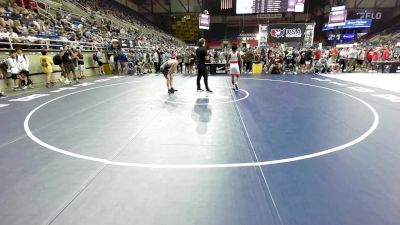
[
  {"xmin": 94, "ymin": 49, "xmax": 105, "ymax": 75},
  {"xmin": 127, "ymin": 53, "xmax": 135, "ymax": 75},
  {"xmin": 183, "ymin": 50, "xmax": 190, "ymax": 74},
  {"xmin": 338, "ymin": 48, "xmax": 348, "ymax": 73},
  {"xmin": 40, "ymin": 50, "xmax": 54, "ymax": 88},
  {"xmin": 244, "ymin": 48, "xmax": 254, "ymax": 73},
  {"xmin": 109, "ymin": 53, "xmax": 115, "ymax": 74},
  {"xmin": 118, "ymin": 50, "xmax": 127, "ymax": 74},
  {"xmin": 77, "ymin": 48, "xmax": 85, "ymax": 79},
  {"xmin": 16, "ymin": 47, "xmax": 33, "ymax": 89},
  {"xmin": 152, "ymin": 50, "xmax": 160, "ymax": 73},
  {"xmin": 145, "ymin": 52, "xmax": 152, "ymax": 73},
  {"xmin": 0, "ymin": 69, "xmax": 6, "ymax": 98},
  {"xmin": 112, "ymin": 51, "xmax": 119, "ymax": 74},
  {"xmin": 304, "ymin": 47, "xmax": 313, "ymax": 73},
  {"xmin": 381, "ymin": 46, "xmax": 390, "ymax": 61},
  {"xmin": 357, "ymin": 47, "xmax": 366, "ymax": 72},
  {"xmin": 62, "ymin": 45, "xmax": 79, "ymax": 83},
  {"xmin": 53, "ymin": 50, "xmax": 65, "ymax": 83},
  {"xmin": 366, "ymin": 47, "xmax": 374, "ymax": 71},
  {"xmin": 6, "ymin": 50, "xmax": 21, "ymax": 91},
  {"xmin": 347, "ymin": 48, "xmax": 358, "ymax": 72}
]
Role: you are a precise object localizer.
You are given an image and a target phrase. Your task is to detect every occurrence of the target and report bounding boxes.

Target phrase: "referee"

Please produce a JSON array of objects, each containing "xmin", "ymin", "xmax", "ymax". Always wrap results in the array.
[{"xmin": 195, "ymin": 38, "xmax": 213, "ymax": 93}]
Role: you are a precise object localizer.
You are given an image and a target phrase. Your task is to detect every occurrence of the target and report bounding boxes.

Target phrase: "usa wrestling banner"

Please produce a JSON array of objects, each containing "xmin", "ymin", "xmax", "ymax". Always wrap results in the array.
[{"xmin": 259, "ymin": 23, "xmax": 315, "ymax": 46}]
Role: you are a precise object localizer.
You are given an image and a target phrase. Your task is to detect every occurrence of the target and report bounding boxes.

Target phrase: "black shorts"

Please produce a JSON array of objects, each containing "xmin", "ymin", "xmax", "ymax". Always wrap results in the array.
[
  {"xmin": 10, "ymin": 73, "xmax": 18, "ymax": 80},
  {"xmin": 97, "ymin": 61, "xmax": 104, "ymax": 66},
  {"xmin": 161, "ymin": 65, "xmax": 169, "ymax": 78},
  {"xmin": 357, "ymin": 60, "xmax": 364, "ymax": 65}
]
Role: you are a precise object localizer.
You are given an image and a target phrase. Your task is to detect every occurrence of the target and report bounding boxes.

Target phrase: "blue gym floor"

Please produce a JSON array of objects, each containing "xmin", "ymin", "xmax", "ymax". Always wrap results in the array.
[{"xmin": 0, "ymin": 73, "xmax": 399, "ymax": 225}]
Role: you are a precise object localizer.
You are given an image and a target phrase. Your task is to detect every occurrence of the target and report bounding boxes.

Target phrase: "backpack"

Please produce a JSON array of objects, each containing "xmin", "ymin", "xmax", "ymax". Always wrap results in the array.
[
  {"xmin": 93, "ymin": 53, "xmax": 99, "ymax": 62},
  {"xmin": 53, "ymin": 55, "xmax": 63, "ymax": 65},
  {"xmin": 41, "ymin": 58, "xmax": 49, "ymax": 67},
  {"xmin": 0, "ymin": 58, "xmax": 8, "ymax": 72}
]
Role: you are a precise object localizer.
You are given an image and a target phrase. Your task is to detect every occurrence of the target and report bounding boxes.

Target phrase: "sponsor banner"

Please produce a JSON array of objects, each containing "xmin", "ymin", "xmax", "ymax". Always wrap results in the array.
[
  {"xmin": 322, "ymin": 19, "xmax": 372, "ymax": 31},
  {"xmin": 267, "ymin": 23, "xmax": 308, "ymax": 43},
  {"xmin": 258, "ymin": 23, "xmax": 314, "ymax": 47}
]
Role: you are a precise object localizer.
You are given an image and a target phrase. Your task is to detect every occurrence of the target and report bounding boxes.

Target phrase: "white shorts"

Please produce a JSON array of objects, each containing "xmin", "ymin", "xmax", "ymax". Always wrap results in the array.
[
  {"xmin": 79, "ymin": 65, "xmax": 85, "ymax": 72},
  {"xmin": 230, "ymin": 64, "xmax": 240, "ymax": 75}
]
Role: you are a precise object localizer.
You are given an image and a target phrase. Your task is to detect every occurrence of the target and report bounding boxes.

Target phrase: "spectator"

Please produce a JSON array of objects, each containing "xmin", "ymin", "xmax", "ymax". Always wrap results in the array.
[
  {"xmin": 6, "ymin": 49, "xmax": 21, "ymax": 90},
  {"xmin": 62, "ymin": 45, "xmax": 79, "ymax": 84},
  {"xmin": 77, "ymin": 48, "xmax": 85, "ymax": 79},
  {"xmin": 16, "ymin": 47, "xmax": 33, "ymax": 88},
  {"xmin": 347, "ymin": 48, "xmax": 358, "ymax": 72},
  {"xmin": 152, "ymin": 49, "xmax": 160, "ymax": 73},
  {"xmin": 118, "ymin": 50, "xmax": 127, "ymax": 74},
  {"xmin": 40, "ymin": 50, "xmax": 54, "ymax": 88},
  {"xmin": 244, "ymin": 48, "xmax": 255, "ymax": 73},
  {"xmin": 338, "ymin": 48, "xmax": 348, "ymax": 73},
  {"xmin": 94, "ymin": 48, "xmax": 105, "ymax": 75},
  {"xmin": 0, "ymin": 69, "xmax": 6, "ymax": 98}
]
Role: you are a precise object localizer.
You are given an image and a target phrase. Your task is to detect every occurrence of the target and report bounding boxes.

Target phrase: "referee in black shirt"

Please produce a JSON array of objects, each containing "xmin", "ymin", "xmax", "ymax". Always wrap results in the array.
[{"xmin": 195, "ymin": 38, "xmax": 212, "ymax": 92}]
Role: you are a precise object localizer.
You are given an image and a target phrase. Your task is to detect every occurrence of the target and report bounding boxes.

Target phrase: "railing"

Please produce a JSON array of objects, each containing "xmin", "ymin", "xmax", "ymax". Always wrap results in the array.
[
  {"xmin": 0, "ymin": 36, "xmax": 162, "ymax": 52},
  {"xmin": 36, "ymin": 0, "xmax": 62, "ymax": 11},
  {"xmin": 0, "ymin": 36, "xmax": 107, "ymax": 51}
]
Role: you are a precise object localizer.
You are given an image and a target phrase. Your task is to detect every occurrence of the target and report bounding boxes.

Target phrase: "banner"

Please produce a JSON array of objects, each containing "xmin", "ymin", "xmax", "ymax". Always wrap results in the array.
[
  {"xmin": 199, "ymin": 14, "xmax": 210, "ymax": 30},
  {"xmin": 258, "ymin": 24, "xmax": 268, "ymax": 48},
  {"xmin": 322, "ymin": 19, "xmax": 372, "ymax": 31},
  {"xmin": 303, "ymin": 23, "xmax": 315, "ymax": 47},
  {"xmin": 264, "ymin": 23, "xmax": 314, "ymax": 46},
  {"xmin": 328, "ymin": 6, "xmax": 347, "ymax": 27}
]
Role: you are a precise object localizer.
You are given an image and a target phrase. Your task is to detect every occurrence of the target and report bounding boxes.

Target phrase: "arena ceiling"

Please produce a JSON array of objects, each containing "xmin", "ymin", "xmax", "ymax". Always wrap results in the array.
[
  {"xmin": 129, "ymin": 0, "xmax": 203, "ymax": 15},
  {"xmin": 127, "ymin": 0, "xmax": 400, "ymax": 16}
]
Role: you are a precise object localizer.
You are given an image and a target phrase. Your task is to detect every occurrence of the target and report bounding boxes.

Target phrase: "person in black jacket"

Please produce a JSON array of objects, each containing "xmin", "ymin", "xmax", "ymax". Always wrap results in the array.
[{"xmin": 195, "ymin": 38, "xmax": 212, "ymax": 93}]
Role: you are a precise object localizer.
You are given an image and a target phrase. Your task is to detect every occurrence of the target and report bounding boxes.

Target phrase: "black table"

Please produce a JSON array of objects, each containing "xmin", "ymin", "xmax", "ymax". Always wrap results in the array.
[
  {"xmin": 206, "ymin": 63, "xmax": 227, "ymax": 75},
  {"xmin": 372, "ymin": 61, "xmax": 400, "ymax": 73}
]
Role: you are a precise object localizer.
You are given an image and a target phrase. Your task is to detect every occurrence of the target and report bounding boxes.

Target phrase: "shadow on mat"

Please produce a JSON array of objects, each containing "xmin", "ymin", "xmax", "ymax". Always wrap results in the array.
[{"xmin": 192, "ymin": 98, "xmax": 212, "ymax": 134}]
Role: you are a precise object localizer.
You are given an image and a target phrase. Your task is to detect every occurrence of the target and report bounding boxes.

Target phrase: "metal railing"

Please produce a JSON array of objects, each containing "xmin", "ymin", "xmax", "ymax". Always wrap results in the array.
[{"xmin": 0, "ymin": 36, "xmax": 107, "ymax": 51}]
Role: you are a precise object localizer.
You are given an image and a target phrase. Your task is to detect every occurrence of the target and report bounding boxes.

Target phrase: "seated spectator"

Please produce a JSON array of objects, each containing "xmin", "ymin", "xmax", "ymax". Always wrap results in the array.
[
  {"xmin": 269, "ymin": 54, "xmax": 283, "ymax": 74},
  {"xmin": 328, "ymin": 55, "xmax": 340, "ymax": 74}
]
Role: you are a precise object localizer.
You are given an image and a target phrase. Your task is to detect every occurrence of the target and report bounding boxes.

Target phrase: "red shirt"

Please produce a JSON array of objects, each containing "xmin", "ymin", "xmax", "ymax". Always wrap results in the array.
[
  {"xmin": 382, "ymin": 49, "xmax": 390, "ymax": 61},
  {"xmin": 366, "ymin": 49, "xmax": 373, "ymax": 61},
  {"xmin": 330, "ymin": 48, "xmax": 338, "ymax": 56},
  {"xmin": 372, "ymin": 50, "xmax": 379, "ymax": 61},
  {"xmin": 315, "ymin": 50, "xmax": 321, "ymax": 60}
]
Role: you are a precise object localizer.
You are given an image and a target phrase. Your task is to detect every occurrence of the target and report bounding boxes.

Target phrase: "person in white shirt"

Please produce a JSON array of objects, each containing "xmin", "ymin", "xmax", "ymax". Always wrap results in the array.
[
  {"xmin": 347, "ymin": 48, "xmax": 358, "ymax": 72},
  {"xmin": 95, "ymin": 49, "xmax": 105, "ymax": 75},
  {"xmin": 338, "ymin": 48, "xmax": 349, "ymax": 73},
  {"xmin": 16, "ymin": 47, "xmax": 33, "ymax": 89},
  {"xmin": 6, "ymin": 50, "xmax": 21, "ymax": 91},
  {"xmin": 152, "ymin": 51, "xmax": 159, "ymax": 73}
]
